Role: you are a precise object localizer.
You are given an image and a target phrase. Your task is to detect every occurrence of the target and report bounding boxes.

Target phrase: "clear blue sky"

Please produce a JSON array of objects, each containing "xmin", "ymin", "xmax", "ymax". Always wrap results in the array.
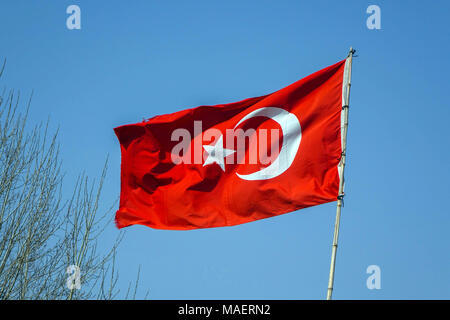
[{"xmin": 1, "ymin": 0, "xmax": 449, "ymax": 299}]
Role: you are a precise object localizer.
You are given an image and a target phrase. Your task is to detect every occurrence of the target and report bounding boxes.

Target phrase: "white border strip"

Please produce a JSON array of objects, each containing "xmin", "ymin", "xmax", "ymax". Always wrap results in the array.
[{"xmin": 338, "ymin": 57, "xmax": 350, "ymax": 184}]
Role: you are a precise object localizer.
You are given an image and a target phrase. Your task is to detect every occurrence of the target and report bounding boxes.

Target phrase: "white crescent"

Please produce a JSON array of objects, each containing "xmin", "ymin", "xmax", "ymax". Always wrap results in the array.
[{"xmin": 234, "ymin": 107, "xmax": 301, "ymax": 181}]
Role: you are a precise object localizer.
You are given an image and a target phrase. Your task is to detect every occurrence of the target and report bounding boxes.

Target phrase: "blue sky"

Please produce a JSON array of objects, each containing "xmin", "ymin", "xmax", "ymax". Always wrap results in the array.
[{"xmin": 0, "ymin": 0, "xmax": 449, "ymax": 299}]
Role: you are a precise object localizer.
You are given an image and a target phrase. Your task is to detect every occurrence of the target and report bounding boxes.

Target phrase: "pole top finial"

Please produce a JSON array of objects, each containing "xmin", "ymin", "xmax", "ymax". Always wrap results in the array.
[{"xmin": 348, "ymin": 47, "xmax": 356, "ymax": 57}]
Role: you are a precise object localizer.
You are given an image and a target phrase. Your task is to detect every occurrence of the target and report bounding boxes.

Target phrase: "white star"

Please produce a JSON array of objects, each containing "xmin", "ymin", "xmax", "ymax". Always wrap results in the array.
[{"xmin": 203, "ymin": 135, "xmax": 235, "ymax": 172}]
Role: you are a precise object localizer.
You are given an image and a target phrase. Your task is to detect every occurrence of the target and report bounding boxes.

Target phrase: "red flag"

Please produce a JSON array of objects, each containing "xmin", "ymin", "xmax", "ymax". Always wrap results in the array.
[{"xmin": 114, "ymin": 59, "xmax": 347, "ymax": 230}]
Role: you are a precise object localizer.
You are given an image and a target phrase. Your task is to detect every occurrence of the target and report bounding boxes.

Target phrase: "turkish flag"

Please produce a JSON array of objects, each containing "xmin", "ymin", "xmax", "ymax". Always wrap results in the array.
[{"xmin": 114, "ymin": 59, "xmax": 347, "ymax": 230}]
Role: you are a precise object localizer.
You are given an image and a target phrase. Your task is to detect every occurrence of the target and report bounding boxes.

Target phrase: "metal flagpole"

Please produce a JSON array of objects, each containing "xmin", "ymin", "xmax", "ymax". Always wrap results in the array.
[{"xmin": 326, "ymin": 47, "xmax": 355, "ymax": 300}]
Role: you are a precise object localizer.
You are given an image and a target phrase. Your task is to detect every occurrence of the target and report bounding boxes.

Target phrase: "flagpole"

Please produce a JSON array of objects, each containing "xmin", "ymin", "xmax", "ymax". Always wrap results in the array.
[{"xmin": 326, "ymin": 47, "xmax": 355, "ymax": 300}]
